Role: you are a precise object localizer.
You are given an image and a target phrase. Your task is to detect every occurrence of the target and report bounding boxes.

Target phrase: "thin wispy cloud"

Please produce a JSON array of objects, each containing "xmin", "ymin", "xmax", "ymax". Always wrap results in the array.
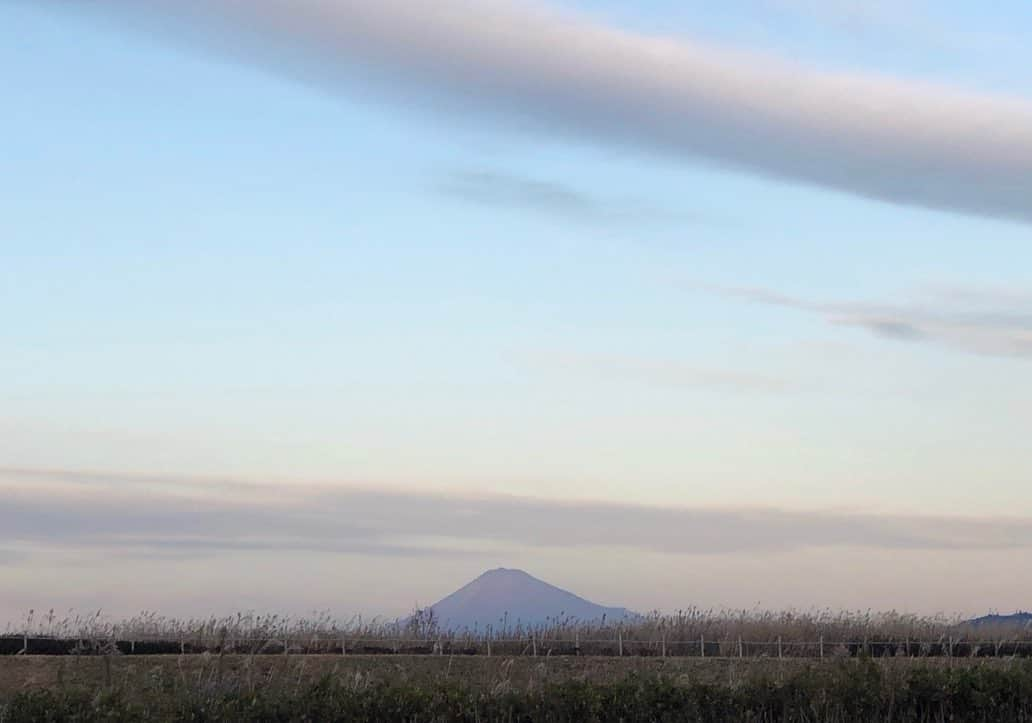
[
  {"xmin": 56, "ymin": 0, "xmax": 1032, "ymax": 223},
  {"xmin": 718, "ymin": 285, "xmax": 1032, "ymax": 359},
  {"xmin": 5, "ymin": 467, "xmax": 1032, "ymax": 562},
  {"xmin": 438, "ymin": 169, "xmax": 685, "ymax": 226},
  {"xmin": 442, "ymin": 170, "xmax": 600, "ymax": 220}
]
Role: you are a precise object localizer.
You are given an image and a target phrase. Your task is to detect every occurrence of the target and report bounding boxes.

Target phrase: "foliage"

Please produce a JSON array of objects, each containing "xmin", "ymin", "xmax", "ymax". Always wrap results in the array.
[
  {"xmin": 4, "ymin": 660, "xmax": 1032, "ymax": 722},
  {"xmin": 6, "ymin": 606, "xmax": 1031, "ymax": 658}
]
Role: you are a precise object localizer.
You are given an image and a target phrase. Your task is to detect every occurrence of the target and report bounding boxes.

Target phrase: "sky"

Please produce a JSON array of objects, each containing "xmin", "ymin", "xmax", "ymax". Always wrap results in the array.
[{"xmin": 2, "ymin": 0, "xmax": 1032, "ymax": 623}]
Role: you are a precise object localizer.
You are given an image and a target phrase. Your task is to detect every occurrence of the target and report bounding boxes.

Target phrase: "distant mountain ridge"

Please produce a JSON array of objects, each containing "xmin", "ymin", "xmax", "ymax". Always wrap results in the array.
[
  {"xmin": 967, "ymin": 612, "xmax": 1032, "ymax": 628},
  {"xmin": 421, "ymin": 568, "xmax": 634, "ymax": 631}
]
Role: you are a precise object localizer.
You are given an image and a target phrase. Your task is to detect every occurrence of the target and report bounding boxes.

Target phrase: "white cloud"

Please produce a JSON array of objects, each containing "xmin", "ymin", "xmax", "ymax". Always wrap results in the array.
[
  {"xmin": 5, "ymin": 466, "xmax": 1032, "ymax": 558},
  {"xmin": 61, "ymin": 0, "xmax": 1032, "ymax": 223}
]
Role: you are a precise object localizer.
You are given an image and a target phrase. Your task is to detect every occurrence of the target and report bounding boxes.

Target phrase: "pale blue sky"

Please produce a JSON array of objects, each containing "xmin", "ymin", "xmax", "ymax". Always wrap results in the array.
[{"xmin": 2, "ymin": 1, "xmax": 1032, "ymax": 618}]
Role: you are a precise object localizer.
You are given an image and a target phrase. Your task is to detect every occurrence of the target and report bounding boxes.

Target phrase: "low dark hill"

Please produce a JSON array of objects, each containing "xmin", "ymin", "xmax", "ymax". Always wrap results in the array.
[
  {"xmin": 967, "ymin": 612, "xmax": 1032, "ymax": 628},
  {"xmin": 421, "ymin": 568, "xmax": 634, "ymax": 631}
]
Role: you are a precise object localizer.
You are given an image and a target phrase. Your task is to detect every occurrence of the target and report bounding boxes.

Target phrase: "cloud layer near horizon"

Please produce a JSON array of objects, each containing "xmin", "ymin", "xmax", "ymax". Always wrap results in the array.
[
  {"xmin": 57, "ymin": 0, "xmax": 1032, "ymax": 223},
  {"xmin": 6, "ymin": 467, "xmax": 1032, "ymax": 561}
]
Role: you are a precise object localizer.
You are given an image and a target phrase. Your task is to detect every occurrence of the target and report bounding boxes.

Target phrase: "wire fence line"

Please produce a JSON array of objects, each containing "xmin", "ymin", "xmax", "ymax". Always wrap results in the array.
[{"xmin": 4, "ymin": 634, "xmax": 1032, "ymax": 658}]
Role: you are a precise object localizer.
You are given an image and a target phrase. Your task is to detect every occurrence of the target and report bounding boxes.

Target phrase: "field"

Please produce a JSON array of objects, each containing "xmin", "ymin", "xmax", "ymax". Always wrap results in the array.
[
  {"xmin": 0, "ymin": 654, "xmax": 858, "ymax": 697},
  {"xmin": 5, "ymin": 607, "xmax": 1031, "ymax": 658},
  {"xmin": 5, "ymin": 610, "xmax": 1032, "ymax": 720},
  {"xmin": 3, "ymin": 654, "xmax": 1032, "ymax": 721}
]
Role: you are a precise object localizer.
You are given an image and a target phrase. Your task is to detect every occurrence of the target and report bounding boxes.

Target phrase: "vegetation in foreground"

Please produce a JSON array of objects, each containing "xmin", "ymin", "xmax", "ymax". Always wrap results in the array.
[
  {"xmin": 3, "ymin": 658, "xmax": 1032, "ymax": 722},
  {"xmin": 4, "ymin": 607, "xmax": 1032, "ymax": 658}
]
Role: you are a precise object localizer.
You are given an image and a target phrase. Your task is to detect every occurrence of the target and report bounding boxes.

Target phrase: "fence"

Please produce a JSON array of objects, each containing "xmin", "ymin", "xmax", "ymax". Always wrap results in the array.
[{"xmin": 3, "ymin": 634, "xmax": 1032, "ymax": 658}]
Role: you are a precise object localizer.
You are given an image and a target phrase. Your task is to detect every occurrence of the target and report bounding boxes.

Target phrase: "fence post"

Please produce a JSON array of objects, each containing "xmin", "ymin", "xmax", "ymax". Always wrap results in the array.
[
  {"xmin": 778, "ymin": 636, "xmax": 783, "ymax": 660},
  {"xmin": 618, "ymin": 629, "xmax": 623, "ymax": 657},
  {"xmin": 22, "ymin": 633, "xmax": 28, "ymax": 655},
  {"xmin": 486, "ymin": 638, "xmax": 491, "ymax": 657},
  {"xmin": 738, "ymin": 636, "xmax": 743, "ymax": 659},
  {"xmin": 574, "ymin": 630, "xmax": 579, "ymax": 656},
  {"xmin": 532, "ymin": 634, "xmax": 537, "ymax": 657},
  {"xmin": 819, "ymin": 635, "xmax": 824, "ymax": 659},
  {"xmin": 700, "ymin": 634, "xmax": 705, "ymax": 658}
]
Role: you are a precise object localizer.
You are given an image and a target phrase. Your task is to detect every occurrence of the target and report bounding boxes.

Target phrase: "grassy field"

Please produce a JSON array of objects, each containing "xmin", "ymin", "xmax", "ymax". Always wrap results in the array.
[
  {"xmin": 0, "ymin": 653, "xmax": 967, "ymax": 696},
  {"xmin": 5, "ymin": 607, "xmax": 1031, "ymax": 659},
  {"xmin": 3, "ymin": 655, "xmax": 1032, "ymax": 721},
  {"xmin": 5, "ymin": 609, "xmax": 1032, "ymax": 719}
]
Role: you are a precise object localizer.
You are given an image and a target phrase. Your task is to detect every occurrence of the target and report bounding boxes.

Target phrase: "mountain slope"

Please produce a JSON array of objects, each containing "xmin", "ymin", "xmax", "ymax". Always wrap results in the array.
[{"xmin": 424, "ymin": 568, "xmax": 632, "ymax": 631}]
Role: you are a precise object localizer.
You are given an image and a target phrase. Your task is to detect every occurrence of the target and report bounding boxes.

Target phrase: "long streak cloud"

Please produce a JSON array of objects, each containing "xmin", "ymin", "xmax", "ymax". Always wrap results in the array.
[
  {"xmin": 6, "ymin": 467, "xmax": 1032, "ymax": 558},
  {"xmin": 54, "ymin": 0, "xmax": 1032, "ymax": 223}
]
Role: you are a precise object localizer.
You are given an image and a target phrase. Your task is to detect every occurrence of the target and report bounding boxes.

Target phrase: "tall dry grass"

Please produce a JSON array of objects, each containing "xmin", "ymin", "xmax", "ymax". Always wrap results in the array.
[{"xmin": 4, "ymin": 606, "xmax": 1030, "ymax": 656}]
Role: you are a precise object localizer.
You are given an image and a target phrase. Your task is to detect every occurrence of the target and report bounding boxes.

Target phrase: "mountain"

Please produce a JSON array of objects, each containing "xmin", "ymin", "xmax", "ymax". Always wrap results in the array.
[
  {"xmin": 967, "ymin": 612, "xmax": 1032, "ymax": 628},
  {"xmin": 421, "ymin": 568, "xmax": 633, "ymax": 631}
]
